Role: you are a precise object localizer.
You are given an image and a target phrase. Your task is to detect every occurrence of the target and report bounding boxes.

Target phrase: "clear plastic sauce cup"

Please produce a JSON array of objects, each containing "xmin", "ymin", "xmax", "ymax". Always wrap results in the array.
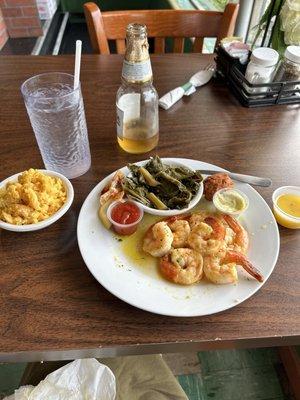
[
  {"xmin": 272, "ymin": 186, "xmax": 300, "ymax": 229},
  {"xmin": 107, "ymin": 200, "xmax": 144, "ymax": 235},
  {"xmin": 213, "ymin": 188, "xmax": 249, "ymax": 217}
]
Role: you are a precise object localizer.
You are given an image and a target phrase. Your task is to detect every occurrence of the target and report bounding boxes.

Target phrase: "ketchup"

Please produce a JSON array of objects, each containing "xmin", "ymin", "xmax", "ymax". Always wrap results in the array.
[{"xmin": 109, "ymin": 201, "xmax": 142, "ymax": 235}]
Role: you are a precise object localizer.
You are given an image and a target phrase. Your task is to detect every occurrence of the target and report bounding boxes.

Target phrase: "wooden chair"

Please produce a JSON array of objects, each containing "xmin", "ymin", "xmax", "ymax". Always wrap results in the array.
[{"xmin": 84, "ymin": 2, "xmax": 239, "ymax": 54}]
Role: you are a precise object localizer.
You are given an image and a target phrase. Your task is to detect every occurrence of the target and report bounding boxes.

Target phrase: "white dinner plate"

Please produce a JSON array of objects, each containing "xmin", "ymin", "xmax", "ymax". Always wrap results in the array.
[{"xmin": 77, "ymin": 158, "xmax": 280, "ymax": 317}]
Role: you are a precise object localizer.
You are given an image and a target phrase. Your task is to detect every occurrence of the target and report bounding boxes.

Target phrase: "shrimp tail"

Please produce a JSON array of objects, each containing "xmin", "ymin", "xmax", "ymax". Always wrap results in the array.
[
  {"xmin": 222, "ymin": 214, "xmax": 249, "ymax": 254},
  {"xmin": 225, "ymin": 250, "xmax": 264, "ymax": 282},
  {"xmin": 242, "ymin": 260, "xmax": 264, "ymax": 282},
  {"xmin": 222, "ymin": 214, "xmax": 240, "ymax": 231}
]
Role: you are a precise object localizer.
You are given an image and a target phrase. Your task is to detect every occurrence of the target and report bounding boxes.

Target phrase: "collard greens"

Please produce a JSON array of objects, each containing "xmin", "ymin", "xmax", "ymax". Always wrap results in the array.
[{"xmin": 122, "ymin": 156, "xmax": 203, "ymax": 210}]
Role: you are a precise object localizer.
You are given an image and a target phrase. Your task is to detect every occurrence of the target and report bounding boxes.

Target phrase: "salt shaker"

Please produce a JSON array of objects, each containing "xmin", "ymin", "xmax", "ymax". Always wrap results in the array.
[
  {"xmin": 244, "ymin": 47, "xmax": 279, "ymax": 94},
  {"xmin": 274, "ymin": 46, "xmax": 300, "ymax": 91}
]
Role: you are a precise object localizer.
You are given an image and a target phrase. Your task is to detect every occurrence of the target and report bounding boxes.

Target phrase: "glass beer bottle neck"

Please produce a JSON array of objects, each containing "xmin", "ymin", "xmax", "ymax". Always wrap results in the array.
[{"xmin": 122, "ymin": 23, "xmax": 152, "ymax": 84}]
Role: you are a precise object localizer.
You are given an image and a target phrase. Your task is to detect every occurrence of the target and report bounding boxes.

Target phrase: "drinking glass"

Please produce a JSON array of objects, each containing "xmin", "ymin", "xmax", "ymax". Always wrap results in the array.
[{"xmin": 21, "ymin": 72, "xmax": 91, "ymax": 179}]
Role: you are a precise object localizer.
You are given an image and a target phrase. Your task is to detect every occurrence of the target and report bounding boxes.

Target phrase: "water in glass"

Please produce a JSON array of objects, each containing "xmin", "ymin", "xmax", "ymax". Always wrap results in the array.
[{"xmin": 21, "ymin": 73, "xmax": 91, "ymax": 179}]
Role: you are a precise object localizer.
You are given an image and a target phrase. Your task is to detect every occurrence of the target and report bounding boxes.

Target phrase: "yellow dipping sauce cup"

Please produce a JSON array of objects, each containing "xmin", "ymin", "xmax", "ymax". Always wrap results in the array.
[{"xmin": 272, "ymin": 186, "xmax": 300, "ymax": 229}]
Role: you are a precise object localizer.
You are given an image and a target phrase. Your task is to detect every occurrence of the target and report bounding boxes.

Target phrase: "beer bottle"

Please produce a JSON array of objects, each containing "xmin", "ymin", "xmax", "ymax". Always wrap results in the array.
[{"xmin": 116, "ymin": 23, "xmax": 159, "ymax": 154}]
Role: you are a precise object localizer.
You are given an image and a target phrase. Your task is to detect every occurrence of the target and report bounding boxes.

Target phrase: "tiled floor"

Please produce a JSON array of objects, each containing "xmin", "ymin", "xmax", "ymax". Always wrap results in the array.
[
  {"xmin": 0, "ymin": 363, "xmax": 27, "ymax": 399},
  {"xmin": 164, "ymin": 348, "xmax": 293, "ymax": 400},
  {"xmin": 0, "ymin": 348, "xmax": 293, "ymax": 400},
  {"xmin": 176, "ymin": 349, "xmax": 286, "ymax": 400}
]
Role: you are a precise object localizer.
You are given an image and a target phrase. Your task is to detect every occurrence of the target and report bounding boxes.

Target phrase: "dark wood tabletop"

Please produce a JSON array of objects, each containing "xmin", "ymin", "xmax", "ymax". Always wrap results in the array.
[{"xmin": 0, "ymin": 54, "xmax": 299, "ymax": 363}]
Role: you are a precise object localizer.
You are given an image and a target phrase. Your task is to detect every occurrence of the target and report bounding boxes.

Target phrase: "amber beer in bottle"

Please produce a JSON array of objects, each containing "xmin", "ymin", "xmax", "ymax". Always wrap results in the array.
[{"xmin": 116, "ymin": 23, "xmax": 159, "ymax": 154}]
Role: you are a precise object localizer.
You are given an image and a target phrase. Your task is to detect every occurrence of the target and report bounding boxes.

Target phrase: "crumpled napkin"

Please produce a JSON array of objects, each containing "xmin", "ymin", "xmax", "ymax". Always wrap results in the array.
[
  {"xmin": 5, "ymin": 359, "xmax": 116, "ymax": 400},
  {"xmin": 220, "ymin": 36, "xmax": 250, "ymax": 64},
  {"xmin": 159, "ymin": 68, "xmax": 214, "ymax": 110}
]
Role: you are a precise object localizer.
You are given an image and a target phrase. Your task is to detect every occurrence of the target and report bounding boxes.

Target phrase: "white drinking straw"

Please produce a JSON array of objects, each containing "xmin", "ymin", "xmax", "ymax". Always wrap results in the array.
[{"xmin": 73, "ymin": 40, "xmax": 82, "ymax": 90}]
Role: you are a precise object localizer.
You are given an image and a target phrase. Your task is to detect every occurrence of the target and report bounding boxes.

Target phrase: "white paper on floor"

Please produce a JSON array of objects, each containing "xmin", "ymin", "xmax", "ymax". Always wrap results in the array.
[{"xmin": 5, "ymin": 358, "xmax": 116, "ymax": 400}]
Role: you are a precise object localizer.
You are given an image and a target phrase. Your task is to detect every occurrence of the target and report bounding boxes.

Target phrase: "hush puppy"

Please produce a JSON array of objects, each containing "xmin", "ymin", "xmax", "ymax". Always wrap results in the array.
[{"xmin": 203, "ymin": 173, "xmax": 233, "ymax": 201}]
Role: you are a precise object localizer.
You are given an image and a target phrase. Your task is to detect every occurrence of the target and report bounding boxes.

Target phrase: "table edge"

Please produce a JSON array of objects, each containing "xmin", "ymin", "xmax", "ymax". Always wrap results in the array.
[{"xmin": 1, "ymin": 336, "xmax": 300, "ymax": 363}]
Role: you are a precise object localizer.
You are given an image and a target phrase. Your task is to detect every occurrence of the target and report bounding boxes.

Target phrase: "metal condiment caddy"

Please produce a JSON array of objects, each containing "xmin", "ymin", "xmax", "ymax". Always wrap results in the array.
[{"xmin": 215, "ymin": 46, "xmax": 300, "ymax": 107}]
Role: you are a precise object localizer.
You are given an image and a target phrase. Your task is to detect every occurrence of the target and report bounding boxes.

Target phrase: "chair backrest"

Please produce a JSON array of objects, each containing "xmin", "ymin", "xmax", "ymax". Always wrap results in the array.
[{"xmin": 84, "ymin": 2, "xmax": 239, "ymax": 54}]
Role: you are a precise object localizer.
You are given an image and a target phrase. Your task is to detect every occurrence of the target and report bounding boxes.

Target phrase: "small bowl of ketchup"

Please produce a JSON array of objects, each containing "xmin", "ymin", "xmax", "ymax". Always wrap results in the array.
[{"xmin": 107, "ymin": 200, "xmax": 144, "ymax": 235}]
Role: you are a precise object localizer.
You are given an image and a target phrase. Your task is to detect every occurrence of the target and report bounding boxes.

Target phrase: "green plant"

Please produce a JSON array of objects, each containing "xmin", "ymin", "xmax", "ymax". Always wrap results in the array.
[{"xmin": 252, "ymin": 0, "xmax": 300, "ymax": 56}]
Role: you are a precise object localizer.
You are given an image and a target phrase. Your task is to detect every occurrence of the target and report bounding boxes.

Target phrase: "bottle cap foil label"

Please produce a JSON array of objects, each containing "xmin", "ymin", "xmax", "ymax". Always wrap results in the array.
[{"xmin": 122, "ymin": 59, "xmax": 152, "ymax": 82}]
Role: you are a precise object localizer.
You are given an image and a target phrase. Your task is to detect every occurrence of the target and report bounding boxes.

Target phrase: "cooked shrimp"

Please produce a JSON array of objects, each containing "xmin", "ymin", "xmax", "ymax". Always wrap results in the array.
[
  {"xmin": 143, "ymin": 221, "xmax": 173, "ymax": 257},
  {"xmin": 167, "ymin": 218, "xmax": 191, "ymax": 248},
  {"xmin": 189, "ymin": 212, "xmax": 208, "ymax": 229},
  {"xmin": 224, "ymin": 226, "xmax": 235, "ymax": 246},
  {"xmin": 160, "ymin": 248, "xmax": 203, "ymax": 285},
  {"xmin": 188, "ymin": 216, "xmax": 226, "ymax": 255},
  {"xmin": 100, "ymin": 170, "xmax": 124, "ymax": 205},
  {"xmin": 204, "ymin": 250, "xmax": 264, "ymax": 284},
  {"xmin": 204, "ymin": 255, "xmax": 238, "ymax": 284},
  {"xmin": 222, "ymin": 214, "xmax": 249, "ymax": 254}
]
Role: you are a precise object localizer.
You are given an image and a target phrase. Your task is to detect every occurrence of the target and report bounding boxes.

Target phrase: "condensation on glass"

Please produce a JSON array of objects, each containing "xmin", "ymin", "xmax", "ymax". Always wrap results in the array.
[{"xmin": 21, "ymin": 72, "xmax": 91, "ymax": 179}]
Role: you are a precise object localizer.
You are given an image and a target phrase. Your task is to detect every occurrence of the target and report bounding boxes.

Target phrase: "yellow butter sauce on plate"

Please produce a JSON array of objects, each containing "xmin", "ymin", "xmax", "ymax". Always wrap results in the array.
[{"xmin": 118, "ymin": 213, "xmax": 159, "ymax": 277}]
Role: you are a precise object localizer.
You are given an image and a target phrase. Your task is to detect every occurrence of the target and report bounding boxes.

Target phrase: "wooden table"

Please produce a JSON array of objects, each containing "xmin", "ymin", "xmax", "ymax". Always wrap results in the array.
[{"xmin": 0, "ymin": 54, "xmax": 299, "ymax": 363}]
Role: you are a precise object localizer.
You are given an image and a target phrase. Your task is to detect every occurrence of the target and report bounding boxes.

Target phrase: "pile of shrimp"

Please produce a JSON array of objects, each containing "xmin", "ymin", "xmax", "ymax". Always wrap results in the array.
[{"xmin": 142, "ymin": 211, "xmax": 264, "ymax": 285}]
